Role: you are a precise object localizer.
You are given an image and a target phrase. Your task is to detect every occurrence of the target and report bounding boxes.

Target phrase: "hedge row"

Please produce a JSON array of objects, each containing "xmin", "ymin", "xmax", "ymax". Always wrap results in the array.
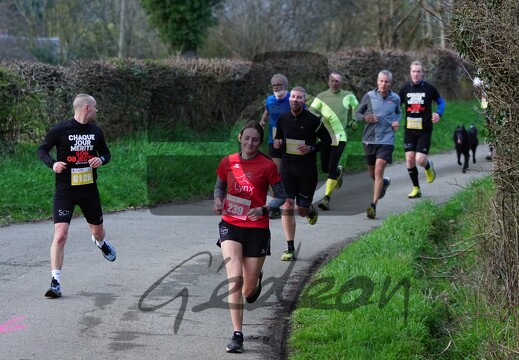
[{"xmin": 0, "ymin": 48, "xmax": 471, "ymax": 147}]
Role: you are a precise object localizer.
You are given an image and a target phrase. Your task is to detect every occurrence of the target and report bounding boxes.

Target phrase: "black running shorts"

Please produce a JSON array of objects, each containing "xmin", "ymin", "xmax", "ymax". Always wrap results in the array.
[
  {"xmin": 280, "ymin": 161, "xmax": 318, "ymax": 208},
  {"xmin": 404, "ymin": 129, "xmax": 432, "ymax": 154},
  {"xmin": 217, "ymin": 220, "xmax": 271, "ymax": 257},
  {"xmin": 363, "ymin": 143, "xmax": 394, "ymax": 166},
  {"xmin": 53, "ymin": 187, "xmax": 103, "ymax": 225}
]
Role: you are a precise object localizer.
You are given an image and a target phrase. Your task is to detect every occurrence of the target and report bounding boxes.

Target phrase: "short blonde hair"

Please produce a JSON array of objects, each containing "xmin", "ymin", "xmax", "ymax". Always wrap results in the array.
[
  {"xmin": 291, "ymin": 86, "xmax": 307, "ymax": 98},
  {"xmin": 73, "ymin": 94, "xmax": 94, "ymax": 110},
  {"xmin": 410, "ymin": 61, "xmax": 424, "ymax": 70}
]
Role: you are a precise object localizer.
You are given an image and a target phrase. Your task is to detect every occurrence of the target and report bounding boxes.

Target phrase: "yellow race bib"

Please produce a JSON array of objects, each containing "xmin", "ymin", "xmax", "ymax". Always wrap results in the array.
[
  {"xmin": 71, "ymin": 167, "xmax": 93, "ymax": 186},
  {"xmin": 406, "ymin": 117, "xmax": 423, "ymax": 130}
]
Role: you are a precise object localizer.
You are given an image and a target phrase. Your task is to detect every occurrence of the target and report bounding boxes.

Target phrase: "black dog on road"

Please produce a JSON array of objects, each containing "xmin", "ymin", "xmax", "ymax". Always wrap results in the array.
[{"xmin": 453, "ymin": 124, "xmax": 479, "ymax": 173}]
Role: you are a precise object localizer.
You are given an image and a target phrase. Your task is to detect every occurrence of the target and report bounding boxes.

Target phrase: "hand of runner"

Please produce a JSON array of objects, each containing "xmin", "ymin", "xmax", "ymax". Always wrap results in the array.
[
  {"xmin": 247, "ymin": 207, "xmax": 263, "ymax": 221},
  {"xmin": 364, "ymin": 114, "xmax": 377, "ymax": 123},
  {"xmin": 213, "ymin": 198, "xmax": 223, "ymax": 215},
  {"xmin": 52, "ymin": 161, "xmax": 67, "ymax": 174},
  {"xmin": 88, "ymin": 157, "xmax": 103, "ymax": 168}
]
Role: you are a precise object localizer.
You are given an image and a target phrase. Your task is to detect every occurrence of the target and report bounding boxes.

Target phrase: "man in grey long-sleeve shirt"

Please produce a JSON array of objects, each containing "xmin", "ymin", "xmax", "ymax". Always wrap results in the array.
[{"xmin": 355, "ymin": 70, "xmax": 401, "ymax": 219}]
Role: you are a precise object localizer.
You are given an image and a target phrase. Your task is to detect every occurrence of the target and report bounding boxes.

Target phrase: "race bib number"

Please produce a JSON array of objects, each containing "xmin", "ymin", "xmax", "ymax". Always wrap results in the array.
[
  {"xmin": 407, "ymin": 117, "xmax": 423, "ymax": 130},
  {"xmin": 286, "ymin": 138, "xmax": 305, "ymax": 155},
  {"xmin": 223, "ymin": 194, "xmax": 251, "ymax": 220},
  {"xmin": 71, "ymin": 167, "xmax": 93, "ymax": 186}
]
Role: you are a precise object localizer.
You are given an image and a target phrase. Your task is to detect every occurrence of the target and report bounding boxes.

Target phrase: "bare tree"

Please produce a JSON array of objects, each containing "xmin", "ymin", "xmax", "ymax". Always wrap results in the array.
[
  {"xmin": 1, "ymin": 0, "xmax": 167, "ymax": 62},
  {"xmin": 201, "ymin": 0, "xmax": 321, "ymax": 59},
  {"xmin": 201, "ymin": 0, "xmax": 454, "ymax": 58},
  {"xmin": 418, "ymin": 0, "xmax": 452, "ymax": 49},
  {"xmin": 118, "ymin": 0, "xmax": 126, "ymax": 58}
]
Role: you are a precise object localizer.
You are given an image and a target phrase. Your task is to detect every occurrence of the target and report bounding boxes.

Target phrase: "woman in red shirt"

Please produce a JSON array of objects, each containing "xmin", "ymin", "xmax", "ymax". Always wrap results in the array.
[{"xmin": 213, "ymin": 121, "xmax": 286, "ymax": 353}]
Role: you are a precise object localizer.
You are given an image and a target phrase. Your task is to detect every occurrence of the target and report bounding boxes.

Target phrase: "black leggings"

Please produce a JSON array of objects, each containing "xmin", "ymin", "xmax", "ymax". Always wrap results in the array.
[{"xmin": 320, "ymin": 141, "xmax": 346, "ymax": 179}]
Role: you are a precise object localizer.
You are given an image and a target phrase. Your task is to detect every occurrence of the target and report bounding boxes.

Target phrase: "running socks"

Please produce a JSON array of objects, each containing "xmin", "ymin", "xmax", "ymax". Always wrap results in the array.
[
  {"xmin": 325, "ymin": 179, "xmax": 338, "ymax": 197},
  {"xmin": 51, "ymin": 269, "xmax": 61, "ymax": 283},
  {"xmin": 286, "ymin": 240, "xmax": 295, "ymax": 251},
  {"xmin": 93, "ymin": 235, "xmax": 105, "ymax": 248},
  {"xmin": 408, "ymin": 166, "xmax": 419, "ymax": 187}
]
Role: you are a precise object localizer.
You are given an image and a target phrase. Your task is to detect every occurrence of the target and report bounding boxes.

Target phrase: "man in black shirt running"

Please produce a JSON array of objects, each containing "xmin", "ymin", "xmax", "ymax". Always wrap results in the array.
[
  {"xmin": 274, "ymin": 86, "xmax": 331, "ymax": 261},
  {"xmin": 399, "ymin": 61, "xmax": 446, "ymax": 198},
  {"xmin": 38, "ymin": 94, "xmax": 116, "ymax": 298}
]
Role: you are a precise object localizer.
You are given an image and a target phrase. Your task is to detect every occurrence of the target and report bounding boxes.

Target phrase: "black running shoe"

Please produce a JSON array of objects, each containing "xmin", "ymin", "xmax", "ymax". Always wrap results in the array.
[
  {"xmin": 226, "ymin": 331, "xmax": 244, "ymax": 353},
  {"xmin": 246, "ymin": 270, "xmax": 263, "ymax": 304},
  {"xmin": 45, "ymin": 278, "xmax": 62, "ymax": 298},
  {"xmin": 379, "ymin": 177, "xmax": 391, "ymax": 200},
  {"xmin": 318, "ymin": 196, "xmax": 330, "ymax": 211}
]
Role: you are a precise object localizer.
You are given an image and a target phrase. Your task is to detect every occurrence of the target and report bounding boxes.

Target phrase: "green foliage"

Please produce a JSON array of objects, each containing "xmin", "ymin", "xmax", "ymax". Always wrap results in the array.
[
  {"xmin": 140, "ymin": 0, "xmax": 223, "ymax": 55},
  {"xmin": 290, "ymin": 179, "xmax": 519, "ymax": 359},
  {"xmin": 451, "ymin": 0, "xmax": 519, "ymax": 310},
  {"xmin": 0, "ymin": 67, "xmax": 46, "ymax": 155},
  {"xmin": 290, "ymin": 201, "xmax": 436, "ymax": 359}
]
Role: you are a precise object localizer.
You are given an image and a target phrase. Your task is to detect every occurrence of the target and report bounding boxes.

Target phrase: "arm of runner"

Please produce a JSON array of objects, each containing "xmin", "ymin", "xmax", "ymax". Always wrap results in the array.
[
  {"xmin": 433, "ymin": 96, "xmax": 446, "ymax": 122},
  {"xmin": 308, "ymin": 96, "xmax": 322, "ymax": 117},
  {"xmin": 213, "ymin": 177, "xmax": 227, "ymax": 215},
  {"xmin": 313, "ymin": 121, "xmax": 332, "ymax": 152},
  {"xmin": 267, "ymin": 181, "xmax": 287, "ymax": 210},
  {"xmin": 354, "ymin": 93, "xmax": 371, "ymax": 122},
  {"xmin": 37, "ymin": 129, "xmax": 58, "ymax": 169},
  {"xmin": 260, "ymin": 109, "xmax": 269, "ymax": 127}
]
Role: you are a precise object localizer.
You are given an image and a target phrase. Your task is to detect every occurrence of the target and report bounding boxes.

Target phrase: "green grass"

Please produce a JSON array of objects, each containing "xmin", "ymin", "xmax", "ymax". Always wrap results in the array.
[
  {"xmin": 288, "ymin": 179, "xmax": 519, "ymax": 359},
  {"xmin": 0, "ymin": 100, "xmax": 484, "ymax": 226},
  {"xmin": 0, "ymin": 132, "xmax": 234, "ymax": 225}
]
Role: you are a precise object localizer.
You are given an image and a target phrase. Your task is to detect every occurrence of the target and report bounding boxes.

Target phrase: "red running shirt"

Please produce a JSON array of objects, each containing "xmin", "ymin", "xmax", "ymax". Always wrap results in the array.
[{"xmin": 216, "ymin": 152, "xmax": 281, "ymax": 228}]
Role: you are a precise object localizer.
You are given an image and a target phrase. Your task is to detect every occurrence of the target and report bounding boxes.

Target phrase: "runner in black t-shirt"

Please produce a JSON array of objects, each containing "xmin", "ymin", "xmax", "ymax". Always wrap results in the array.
[
  {"xmin": 38, "ymin": 94, "xmax": 116, "ymax": 298},
  {"xmin": 399, "ymin": 61, "xmax": 446, "ymax": 199}
]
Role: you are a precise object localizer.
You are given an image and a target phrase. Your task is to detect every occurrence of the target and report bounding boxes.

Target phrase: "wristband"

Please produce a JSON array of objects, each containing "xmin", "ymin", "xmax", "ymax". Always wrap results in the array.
[{"xmin": 261, "ymin": 206, "xmax": 268, "ymax": 216}]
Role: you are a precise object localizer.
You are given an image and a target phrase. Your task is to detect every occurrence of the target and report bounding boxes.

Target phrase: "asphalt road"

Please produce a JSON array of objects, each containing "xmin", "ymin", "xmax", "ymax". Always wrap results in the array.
[{"xmin": 0, "ymin": 146, "xmax": 492, "ymax": 360}]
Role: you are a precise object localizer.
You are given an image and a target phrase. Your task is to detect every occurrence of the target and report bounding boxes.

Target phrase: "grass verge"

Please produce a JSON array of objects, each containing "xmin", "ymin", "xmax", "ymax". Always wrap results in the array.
[{"xmin": 288, "ymin": 178, "xmax": 519, "ymax": 359}]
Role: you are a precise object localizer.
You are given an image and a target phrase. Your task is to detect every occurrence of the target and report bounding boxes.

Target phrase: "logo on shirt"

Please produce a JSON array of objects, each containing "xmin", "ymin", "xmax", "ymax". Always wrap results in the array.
[
  {"xmin": 69, "ymin": 134, "xmax": 95, "ymax": 152},
  {"xmin": 232, "ymin": 174, "xmax": 254, "ymax": 199}
]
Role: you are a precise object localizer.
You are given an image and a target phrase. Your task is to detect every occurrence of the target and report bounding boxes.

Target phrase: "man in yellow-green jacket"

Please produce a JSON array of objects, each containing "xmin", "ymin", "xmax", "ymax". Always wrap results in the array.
[{"xmin": 310, "ymin": 72, "xmax": 359, "ymax": 210}]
